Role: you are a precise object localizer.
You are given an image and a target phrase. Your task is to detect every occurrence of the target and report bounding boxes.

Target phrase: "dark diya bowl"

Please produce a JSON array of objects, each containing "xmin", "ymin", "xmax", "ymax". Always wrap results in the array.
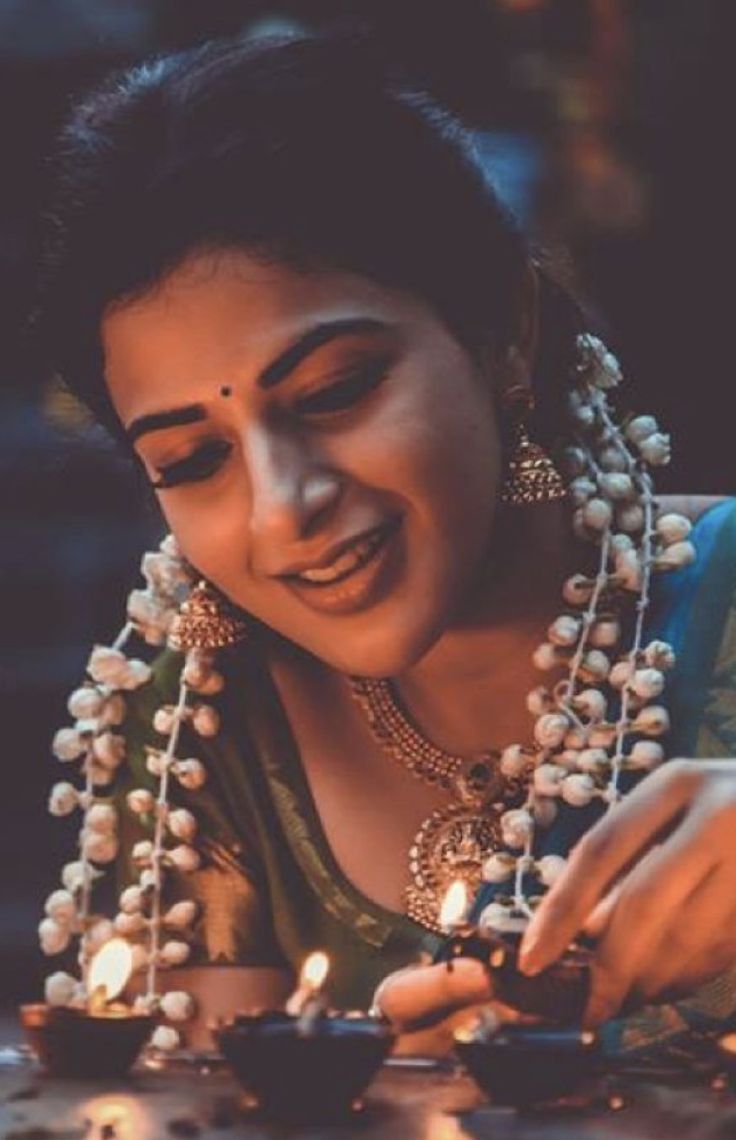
[
  {"xmin": 20, "ymin": 1003, "xmax": 155, "ymax": 1078},
  {"xmin": 487, "ymin": 931, "xmax": 593, "ymax": 1025},
  {"xmin": 215, "ymin": 1011, "xmax": 395, "ymax": 1119},
  {"xmin": 454, "ymin": 1023, "xmax": 601, "ymax": 1108}
]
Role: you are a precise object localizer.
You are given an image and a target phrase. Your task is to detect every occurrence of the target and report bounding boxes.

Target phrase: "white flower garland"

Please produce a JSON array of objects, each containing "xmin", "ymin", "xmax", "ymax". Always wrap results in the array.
[
  {"xmin": 41, "ymin": 537, "xmax": 222, "ymax": 1048},
  {"xmin": 478, "ymin": 334, "xmax": 693, "ymax": 931},
  {"xmin": 40, "ymin": 332, "xmax": 695, "ymax": 1035}
]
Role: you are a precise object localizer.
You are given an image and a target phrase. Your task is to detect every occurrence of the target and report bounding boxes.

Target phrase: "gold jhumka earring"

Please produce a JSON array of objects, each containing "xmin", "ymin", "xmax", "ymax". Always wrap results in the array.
[
  {"xmin": 499, "ymin": 389, "xmax": 566, "ymax": 506},
  {"xmin": 168, "ymin": 580, "xmax": 250, "ymax": 651}
]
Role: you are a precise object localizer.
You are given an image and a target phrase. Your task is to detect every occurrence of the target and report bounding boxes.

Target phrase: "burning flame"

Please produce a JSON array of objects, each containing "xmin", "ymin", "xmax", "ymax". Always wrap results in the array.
[
  {"xmin": 301, "ymin": 951, "xmax": 329, "ymax": 991},
  {"xmin": 88, "ymin": 938, "xmax": 133, "ymax": 1004},
  {"xmin": 439, "ymin": 880, "xmax": 469, "ymax": 933},
  {"xmin": 285, "ymin": 950, "xmax": 330, "ymax": 1015}
]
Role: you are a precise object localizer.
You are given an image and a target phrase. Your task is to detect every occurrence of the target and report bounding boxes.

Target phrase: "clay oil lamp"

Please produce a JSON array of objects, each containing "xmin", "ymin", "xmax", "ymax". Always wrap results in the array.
[
  {"xmin": 215, "ymin": 951, "xmax": 394, "ymax": 1119},
  {"xmin": 433, "ymin": 879, "xmax": 592, "ymax": 1024},
  {"xmin": 20, "ymin": 939, "xmax": 154, "ymax": 1078},
  {"xmin": 454, "ymin": 1016, "xmax": 600, "ymax": 1108},
  {"xmin": 476, "ymin": 913, "xmax": 593, "ymax": 1026},
  {"xmin": 429, "ymin": 880, "xmax": 600, "ymax": 1106}
]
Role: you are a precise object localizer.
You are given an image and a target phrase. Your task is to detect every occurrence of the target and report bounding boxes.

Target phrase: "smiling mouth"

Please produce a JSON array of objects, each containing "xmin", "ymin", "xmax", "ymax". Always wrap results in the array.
[{"xmin": 287, "ymin": 520, "xmax": 400, "ymax": 587}]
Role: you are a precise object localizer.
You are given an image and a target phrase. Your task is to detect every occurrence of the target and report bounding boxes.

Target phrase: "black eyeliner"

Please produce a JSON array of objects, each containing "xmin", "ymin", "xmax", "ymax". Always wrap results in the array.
[
  {"xmin": 153, "ymin": 439, "xmax": 232, "ymax": 489},
  {"xmin": 294, "ymin": 360, "xmax": 388, "ymax": 416}
]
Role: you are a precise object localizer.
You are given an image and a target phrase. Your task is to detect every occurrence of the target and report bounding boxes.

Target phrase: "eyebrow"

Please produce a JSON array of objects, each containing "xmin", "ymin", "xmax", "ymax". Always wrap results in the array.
[
  {"xmin": 126, "ymin": 403, "xmax": 207, "ymax": 445},
  {"xmin": 125, "ymin": 316, "xmax": 389, "ymax": 444}
]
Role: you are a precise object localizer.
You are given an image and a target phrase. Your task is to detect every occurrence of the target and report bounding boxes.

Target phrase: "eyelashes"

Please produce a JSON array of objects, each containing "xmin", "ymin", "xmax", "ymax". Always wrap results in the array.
[
  {"xmin": 293, "ymin": 360, "xmax": 387, "ymax": 415},
  {"xmin": 152, "ymin": 439, "xmax": 233, "ymax": 489},
  {"xmin": 152, "ymin": 360, "xmax": 389, "ymax": 490}
]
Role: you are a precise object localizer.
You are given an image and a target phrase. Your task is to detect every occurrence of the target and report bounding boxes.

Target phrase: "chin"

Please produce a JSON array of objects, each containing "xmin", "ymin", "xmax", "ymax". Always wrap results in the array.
[{"xmin": 306, "ymin": 614, "xmax": 447, "ymax": 679}]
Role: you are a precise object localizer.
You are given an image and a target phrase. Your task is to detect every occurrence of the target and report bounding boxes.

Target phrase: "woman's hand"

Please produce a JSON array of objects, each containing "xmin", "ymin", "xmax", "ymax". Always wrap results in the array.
[
  {"xmin": 372, "ymin": 957, "xmax": 543, "ymax": 1054},
  {"xmin": 519, "ymin": 759, "xmax": 736, "ymax": 1025},
  {"xmin": 373, "ymin": 958, "xmax": 493, "ymax": 1031}
]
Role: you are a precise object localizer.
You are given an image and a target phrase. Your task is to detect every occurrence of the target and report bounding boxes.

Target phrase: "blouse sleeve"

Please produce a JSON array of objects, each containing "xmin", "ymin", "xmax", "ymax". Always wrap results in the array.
[{"xmin": 116, "ymin": 649, "xmax": 289, "ymax": 969}]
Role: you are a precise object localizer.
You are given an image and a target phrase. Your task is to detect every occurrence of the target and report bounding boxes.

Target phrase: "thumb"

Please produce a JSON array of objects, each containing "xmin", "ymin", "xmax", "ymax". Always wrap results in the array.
[{"xmin": 373, "ymin": 958, "xmax": 494, "ymax": 1032}]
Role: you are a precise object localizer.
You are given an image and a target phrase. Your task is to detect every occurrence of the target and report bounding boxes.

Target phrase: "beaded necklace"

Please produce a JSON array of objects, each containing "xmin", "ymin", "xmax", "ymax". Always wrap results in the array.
[{"xmin": 349, "ymin": 675, "xmax": 524, "ymax": 931}]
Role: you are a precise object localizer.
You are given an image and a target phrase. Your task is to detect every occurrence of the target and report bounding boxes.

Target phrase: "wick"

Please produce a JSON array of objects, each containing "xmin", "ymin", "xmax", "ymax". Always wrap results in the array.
[
  {"xmin": 295, "ymin": 993, "xmax": 328, "ymax": 1036},
  {"xmin": 88, "ymin": 984, "xmax": 108, "ymax": 1015}
]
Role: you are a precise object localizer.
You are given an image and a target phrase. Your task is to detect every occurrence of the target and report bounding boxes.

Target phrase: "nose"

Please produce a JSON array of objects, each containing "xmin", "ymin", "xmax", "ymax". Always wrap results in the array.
[{"xmin": 244, "ymin": 425, "xmax": 342, "ymax": 559}]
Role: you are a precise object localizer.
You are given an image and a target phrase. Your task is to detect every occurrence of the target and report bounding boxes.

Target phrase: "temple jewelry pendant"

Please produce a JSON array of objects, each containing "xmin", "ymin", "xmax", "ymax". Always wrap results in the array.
[
  {"xmin": 404, "ymin": 754, "xmax": 527, "ymax": 933},
  {"xmin": 405, "ymin": 799, "xmax": 505, "ymax": 933}
]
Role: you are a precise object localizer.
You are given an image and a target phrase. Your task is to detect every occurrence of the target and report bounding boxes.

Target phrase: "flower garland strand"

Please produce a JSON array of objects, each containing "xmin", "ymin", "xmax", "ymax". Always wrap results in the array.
[
  {"xmin": 477, "ymin": 335, "xmax": 693, "ymax": 933},
  {"xmin": 43, "ymin": 628, "xmax": 148, "ymax": 1004},
  {"xmin": 41, "ymin": 538, "xmax": 219, "ymax": 1048}
]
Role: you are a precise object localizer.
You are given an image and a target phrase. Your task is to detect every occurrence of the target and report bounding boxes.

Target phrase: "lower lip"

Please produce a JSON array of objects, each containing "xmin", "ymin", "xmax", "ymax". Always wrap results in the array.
[{"xmin": 283, "ymin": 519, "xmax": 403, "ymax": 616}]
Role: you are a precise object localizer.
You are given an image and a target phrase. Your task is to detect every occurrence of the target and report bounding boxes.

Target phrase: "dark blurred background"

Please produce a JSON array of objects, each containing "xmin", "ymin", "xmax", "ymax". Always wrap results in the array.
[{"xmin": 0, "ymin": 0, "xmax": 731, "ymax": 1008}]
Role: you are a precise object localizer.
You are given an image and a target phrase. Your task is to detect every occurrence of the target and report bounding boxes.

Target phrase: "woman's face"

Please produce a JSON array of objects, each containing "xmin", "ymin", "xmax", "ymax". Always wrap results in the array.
[{"xmin": 102, "ymin": 249, "xmax": 504, "ymax": 676}]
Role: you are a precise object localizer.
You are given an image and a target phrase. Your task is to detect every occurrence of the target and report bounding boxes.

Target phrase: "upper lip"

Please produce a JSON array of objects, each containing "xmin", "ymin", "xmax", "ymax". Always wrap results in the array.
[{"xmin": 272, "ymin": 521, "xmax": 395, "ymax": 579}]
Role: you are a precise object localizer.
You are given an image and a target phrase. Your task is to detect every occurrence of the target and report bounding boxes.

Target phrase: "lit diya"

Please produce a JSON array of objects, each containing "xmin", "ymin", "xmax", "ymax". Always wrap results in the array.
[
  {"xmin": 215, "ymin": 951, "xmax": 394, "ymax": 1119},
  {"xmin": 433, "ymin": 879, "xmax": 593, "ymax": 1024},
  {"xmin": 20, "ymin": 938, "xmax": 154, "ymax": 1078},
  {"xmin": 454, "ymin": 1018, "xmax": 600, "ymax": 1107},
  {"xmin": 430, "ymin": 880, "xmax": 600, "ymax": 1106}
]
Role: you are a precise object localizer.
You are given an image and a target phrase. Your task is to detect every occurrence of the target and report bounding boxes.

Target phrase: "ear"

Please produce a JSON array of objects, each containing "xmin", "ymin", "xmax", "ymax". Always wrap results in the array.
[{"xmin": 494, "ymin": 262, "xmax": 539, "ymax": 404}]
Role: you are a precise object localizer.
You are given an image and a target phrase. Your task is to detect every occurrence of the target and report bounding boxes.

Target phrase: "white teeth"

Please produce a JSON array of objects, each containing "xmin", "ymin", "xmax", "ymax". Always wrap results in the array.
[{"xmin": 298, "ymin": 533, "xmax": 381, "ymax": 584}]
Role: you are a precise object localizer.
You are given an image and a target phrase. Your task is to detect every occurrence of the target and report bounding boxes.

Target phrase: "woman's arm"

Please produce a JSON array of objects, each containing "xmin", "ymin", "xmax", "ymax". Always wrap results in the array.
[
  {"xmin": 518, "ymin": 758, "xmax": 736, "ymax": 1024},
  {"xmin": 377, "ymin": 759, "xmax": 736, "ymax": 1036}
]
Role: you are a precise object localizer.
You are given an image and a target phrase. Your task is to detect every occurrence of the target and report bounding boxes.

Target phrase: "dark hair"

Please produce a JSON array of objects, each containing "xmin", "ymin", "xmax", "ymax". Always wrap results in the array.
[{"xmin": 38, "ymin": 31, "xmax": 581, "ymax": 442}]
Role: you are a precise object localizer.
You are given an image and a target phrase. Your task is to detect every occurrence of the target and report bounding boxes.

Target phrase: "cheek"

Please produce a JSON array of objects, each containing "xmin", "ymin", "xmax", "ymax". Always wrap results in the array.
[
  {"xmin": 352, "ymin": 370, "xmax": 501, "ymax": 537},
  {"xmin": 155, "ymin": 485, "xmax": 247, "ymax": 586}
]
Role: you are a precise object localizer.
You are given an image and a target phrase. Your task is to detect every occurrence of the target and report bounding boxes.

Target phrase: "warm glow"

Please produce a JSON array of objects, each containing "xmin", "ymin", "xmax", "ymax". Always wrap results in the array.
[
  {"xmin": 439, "ymin": 880, "xmax": 468, "ymax": 932},
  {"xmin": 301, "ymin": 951, "xmax": 329, "ymax": 991},
  {"xmin": 88, "ymin": 938, "xmax": 133, "ymax": 1003},
  {"xmin": 80, "ymin": 1094, "xmax": 151, "ymax": 1140}
]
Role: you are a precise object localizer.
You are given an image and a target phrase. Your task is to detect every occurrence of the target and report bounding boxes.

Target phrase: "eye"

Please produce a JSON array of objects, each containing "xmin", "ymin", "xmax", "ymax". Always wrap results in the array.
[
  {"xmin": 294, "ymin": 361, "xmax": 388, "ymax": 417},
  {"xmin": 152, "ymin": 439, "xmax": 233, "ymax": 489}
]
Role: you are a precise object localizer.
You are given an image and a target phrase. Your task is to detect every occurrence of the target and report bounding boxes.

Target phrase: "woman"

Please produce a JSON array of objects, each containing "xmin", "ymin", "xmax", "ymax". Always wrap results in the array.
[{"xmin": 38, "ymin": 31, "xmax": 736, "ymax": 1055}]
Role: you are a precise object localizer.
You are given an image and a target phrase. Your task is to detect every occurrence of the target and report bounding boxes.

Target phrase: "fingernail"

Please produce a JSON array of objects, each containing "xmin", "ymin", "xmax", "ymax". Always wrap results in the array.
[
  {"xmin": 518, "ymin": 937, "xmax": 541, "ymax": 976},
  {"xmin": 518, "ymin": 955, "xmax": 542, "ymax": 977}
]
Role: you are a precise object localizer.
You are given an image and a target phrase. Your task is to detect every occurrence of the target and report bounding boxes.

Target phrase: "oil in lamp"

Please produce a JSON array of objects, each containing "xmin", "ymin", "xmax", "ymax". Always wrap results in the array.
[
  {"xmin": 20, "ymin": 938, "xmax": 154, "ymax": 1078},
  {"xmin": 216, "ymin": 950, "xmax": 394, "ymax": 1119}
]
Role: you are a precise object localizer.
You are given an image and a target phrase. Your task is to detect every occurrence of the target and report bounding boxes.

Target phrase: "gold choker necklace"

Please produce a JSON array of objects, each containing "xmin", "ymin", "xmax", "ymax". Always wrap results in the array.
[{"xmin": 349, "ymin": 676, "xmax": 525, "ymax": 932}]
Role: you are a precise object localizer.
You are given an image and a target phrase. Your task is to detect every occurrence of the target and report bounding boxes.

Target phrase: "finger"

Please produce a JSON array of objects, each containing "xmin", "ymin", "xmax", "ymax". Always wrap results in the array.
[
  {"xmin": 635, "ymin": 869, "xmax": 736, "ymax": 1000},
  {"xmin": 582, "ymin": 881, "xmax": 623, "ymax": 939},
  {"xmin": 582, "ymin": 845, "xmax": 664, "ymax": 939},
  {"xmin": 519, "ymin": 761, "xmax": 703, "ymax": 975},
  {"xmin": 582, "ymin": 808, "xmax": 724, "ymax": 1025},
  {"xmin": 374, "ymin": 958, "xmax": 494, "ymax": 1032},
  {"xmin": 638, "ymin": 942, "xmax": 736, "ymax": 1006}
]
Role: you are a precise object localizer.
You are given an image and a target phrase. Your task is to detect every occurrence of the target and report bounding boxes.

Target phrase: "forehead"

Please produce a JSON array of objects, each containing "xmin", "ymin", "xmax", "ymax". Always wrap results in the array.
[{"xmin": 101, "ymin": 249, "xmax": 420, "ymax": 423}]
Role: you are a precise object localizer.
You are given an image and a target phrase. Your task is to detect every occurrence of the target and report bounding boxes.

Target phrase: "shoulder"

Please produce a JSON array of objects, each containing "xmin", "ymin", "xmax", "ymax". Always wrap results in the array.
[
  {"xmin": 658, "ymin": 494, "xmax": 729, "ymax": 523},
  {"xmin": 647, "ymin": 496, "xmax": 736, "ymax": 657}
]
